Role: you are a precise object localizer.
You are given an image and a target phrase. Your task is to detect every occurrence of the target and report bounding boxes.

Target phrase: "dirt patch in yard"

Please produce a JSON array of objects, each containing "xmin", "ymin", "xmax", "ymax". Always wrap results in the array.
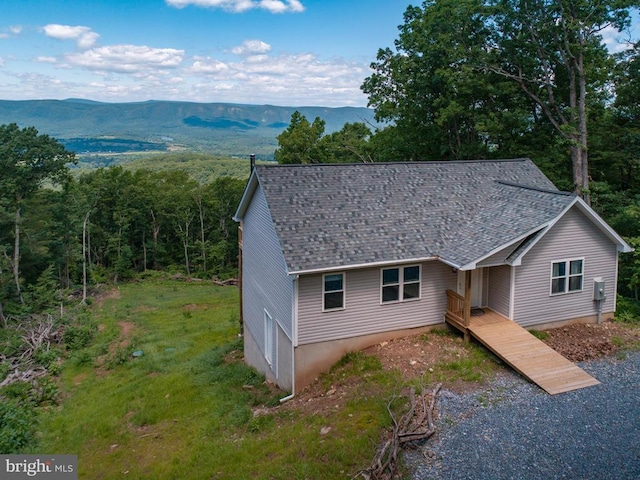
[
  {"xmin": 541, "ymin": 319, "xmax": 640, "ymax": 361},
  {"xmin": 359, "ymin": 319, "xmax": 640, "ymax": 380},
  {"xmin": 283, "ymin": 328, "xmax": 481, "ymax": 417},
  {"xmin": 94, "ymin": 287, "xmax": 121, "ymax": 307}
]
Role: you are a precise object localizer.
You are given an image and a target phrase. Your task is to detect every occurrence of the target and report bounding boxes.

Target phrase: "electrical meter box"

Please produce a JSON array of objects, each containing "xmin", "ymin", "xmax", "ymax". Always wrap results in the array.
[{"xmin": 593, "ymin": 277, "xmax": 606, "ymax": 301}]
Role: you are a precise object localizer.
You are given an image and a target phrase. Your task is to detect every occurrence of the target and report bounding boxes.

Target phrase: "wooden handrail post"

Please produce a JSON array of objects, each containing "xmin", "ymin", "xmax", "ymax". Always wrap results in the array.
[{"xmin": 463, "ymin": 270, "xmax": 471, "ymax": 343}]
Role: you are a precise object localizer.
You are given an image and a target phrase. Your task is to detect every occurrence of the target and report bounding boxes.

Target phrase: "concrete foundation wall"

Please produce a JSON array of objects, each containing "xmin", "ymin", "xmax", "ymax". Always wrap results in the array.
[
  {"xmin": 294, "ymin": 324, "xmax": 436, "ymax": 391},
  {"xmin": 291, "ymin": 311, "xmax": 612, "ymax": 393},
  {"xmin": 243, "ymin": 326, "xmax": 276, "ymax": 385}
]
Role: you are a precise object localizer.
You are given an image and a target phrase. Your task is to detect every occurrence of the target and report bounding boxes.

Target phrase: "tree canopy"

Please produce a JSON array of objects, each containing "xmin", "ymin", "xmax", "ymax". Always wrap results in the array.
[
  {"xmin": 274, "ymin": 110, "xmax": 372, "ymax": 164},
  {"xmin": 0, "ymin": 124, "xmax": 76, "ymax": 305},
  {"xmin": 361, "ymin": 0, "xmax": 639, "ymax": 201}
]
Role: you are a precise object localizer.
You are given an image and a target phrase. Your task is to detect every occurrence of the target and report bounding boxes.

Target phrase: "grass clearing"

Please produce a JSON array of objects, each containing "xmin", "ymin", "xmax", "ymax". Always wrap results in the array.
[
  {"xmin": 35, "ymin": 281, "xmax": 408, "ymax": 479},
  {"xmin": 417, "ymin": 340, "xmax": 499, "ymax": 385}
]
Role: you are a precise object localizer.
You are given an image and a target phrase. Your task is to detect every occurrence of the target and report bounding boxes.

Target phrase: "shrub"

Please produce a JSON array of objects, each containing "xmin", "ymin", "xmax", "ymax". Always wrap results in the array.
[
  {"xmin": 616, "ymin": 295, "xmax": 640, "ymax": 324},
  {"xmin": 63, "ymin": 321, "xmax": 97, "ymax": 351},
  {"xmin": 33, "ymin": 347, "xmax": 59, "ymax": 369},
  {"xmin": 0, "ymin": 398, "xmax": 37, "ymax": 453}
]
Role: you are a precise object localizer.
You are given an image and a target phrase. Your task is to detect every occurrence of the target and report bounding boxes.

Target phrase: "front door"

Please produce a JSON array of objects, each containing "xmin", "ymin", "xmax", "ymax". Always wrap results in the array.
[
  {"xmin": 470, "ymin": 268, "xmax": 483, "ymax": 308},
  {"xmin": 457, "ymin": 268, "xmax": 483, "ymax": 308}
]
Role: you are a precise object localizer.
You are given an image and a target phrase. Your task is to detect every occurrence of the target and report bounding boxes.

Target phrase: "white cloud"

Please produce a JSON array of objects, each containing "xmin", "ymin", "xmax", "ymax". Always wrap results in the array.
[
  {"xmin": 35, "ymin": 56, "xmax": 58, "ymax": 64},
  {"xmin": 165, "ymin": 0, "xmax": 304, "ymax": 13},
  {"xmin": 1, "ymin": 25, "xmax": 22, "ymax": 38},
  {"xmin": 185, "ymin": 51, "xmax": 367, "ymax": 105},
  {"xmin": 231, "ymin": 39, "xmax": 271, "ymax": 56},
  {"xmin": 65, "ymin": 45, "xmax": 185, "ymax": 73},
  {"xmin": 43, "ymin": 24, "xmax": 100, "ymax": 49},
  {"xmin": 191, "ymin": 58, "xmax": 229, "ymax": 73},
  {"xmin": 600, "ymin": 25, "xmax": 633, "ymax": 53}
]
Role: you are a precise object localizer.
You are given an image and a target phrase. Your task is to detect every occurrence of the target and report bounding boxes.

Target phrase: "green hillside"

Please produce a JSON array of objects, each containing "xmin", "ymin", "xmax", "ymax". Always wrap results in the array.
[{"xmin": 0, "ymin": 99, "xmax": 376, "ymax": 160}]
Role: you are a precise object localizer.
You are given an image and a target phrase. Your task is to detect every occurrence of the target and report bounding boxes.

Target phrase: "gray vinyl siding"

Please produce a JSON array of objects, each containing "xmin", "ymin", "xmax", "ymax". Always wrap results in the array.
[
  {"xmin": 297, "ymin": 260, "xmax": 457, "ymax": 345},
  {"xmin": 488, "ymin": 265, "xmax": 511, "ymax": 318},
  {"xmin": 242, "ymin": 185, "xmax": 294, "ymax": 362},
  {"xmin": 513, "ymin": 206, "xmax": 618, "ymax": 327},
  {"xmin": 477, "ymin": 243, "xmax": 516, "ymax": 267}
]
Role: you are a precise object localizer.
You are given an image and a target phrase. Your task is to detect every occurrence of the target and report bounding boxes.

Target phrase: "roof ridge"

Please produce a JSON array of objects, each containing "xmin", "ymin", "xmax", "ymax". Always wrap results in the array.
[
  {"xmin": 496, "ymin": 180, "xmax": 574, "ymax": 196},
  {"xmin": 258, "ymin": 158, "xmax": 531, "ymax": 168}
]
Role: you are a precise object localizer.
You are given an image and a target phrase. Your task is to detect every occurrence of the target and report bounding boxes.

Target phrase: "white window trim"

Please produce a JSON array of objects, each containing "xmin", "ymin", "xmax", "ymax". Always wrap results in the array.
[
  {"xmin": 550, "ymin": 257, "xmax": 584, "ymax": 296},
  {"xmin": 322, "ymin": 272, "xmax": 346, "ymax": 312},
  {"xmin": 264, "ymin": 309, "xmax": 273, "ymax": 365},
  {"xmin": 380, "ymin": 265, "xmax": 422, "ymax": 304}
]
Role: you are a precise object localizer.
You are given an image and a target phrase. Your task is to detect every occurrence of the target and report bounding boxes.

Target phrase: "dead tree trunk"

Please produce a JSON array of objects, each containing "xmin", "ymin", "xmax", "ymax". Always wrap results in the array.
[{"xmin": 13, "ymin": 204, "xmax": 24, "ymax": 304}]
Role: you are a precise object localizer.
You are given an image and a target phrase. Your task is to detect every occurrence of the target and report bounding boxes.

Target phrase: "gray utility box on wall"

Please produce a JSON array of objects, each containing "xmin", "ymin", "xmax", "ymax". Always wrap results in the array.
[{"xmin": 593, "ymin": 277, "xmax": 606, "ymax": 301}]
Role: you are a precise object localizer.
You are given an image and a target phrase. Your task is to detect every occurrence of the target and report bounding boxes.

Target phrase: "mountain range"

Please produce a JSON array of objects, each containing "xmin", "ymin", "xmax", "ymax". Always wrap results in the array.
[{"xmin": 0, "ymin": 99, "xmax": 377, "ymax": 160}]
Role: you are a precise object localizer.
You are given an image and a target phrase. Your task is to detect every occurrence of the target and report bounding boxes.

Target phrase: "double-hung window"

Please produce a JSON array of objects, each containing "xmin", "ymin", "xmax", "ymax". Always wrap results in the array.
[
  {"xmin": 381, "ymin": 265, "xmax": 421, "ymax": 303},
  {"xmin": 323, "ymin": 273, "xmax": 345, "ymax": 311},
  {"xmin": 550, "ymin": 259, "xmax": 584, "ymax": 295}
]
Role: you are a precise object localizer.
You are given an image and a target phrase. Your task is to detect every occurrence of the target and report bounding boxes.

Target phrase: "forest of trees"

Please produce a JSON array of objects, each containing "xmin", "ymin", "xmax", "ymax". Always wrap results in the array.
[
  {"xmin": 0, "ymin": 124, "xmax": 245, "ymax": 318},
  {"xmin": 275, "ymin": 0, "xmax": 640, "ymax": 303}
]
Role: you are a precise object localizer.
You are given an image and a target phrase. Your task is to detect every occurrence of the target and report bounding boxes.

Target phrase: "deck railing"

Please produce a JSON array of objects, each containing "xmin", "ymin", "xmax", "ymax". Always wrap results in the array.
[{"xmin": 445, "ymin": 289, "xmax": 468, "ymax": 328}]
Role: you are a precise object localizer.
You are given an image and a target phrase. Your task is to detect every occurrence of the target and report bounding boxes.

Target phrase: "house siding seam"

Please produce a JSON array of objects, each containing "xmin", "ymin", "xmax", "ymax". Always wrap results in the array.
[
  {"xmin": 242, "ymin": 185, "xmax": 294, "ymax": 371},
  {"xmin": 513, "ymin": 206, "xmax": 618, "ymax": 327},
  {"xmin": 488, "ymin": 265, "xmax": 511, "ymax": 318},
  {"xmin": 297, "ymin": 260, "xmax": 457, "ymax": 345}
]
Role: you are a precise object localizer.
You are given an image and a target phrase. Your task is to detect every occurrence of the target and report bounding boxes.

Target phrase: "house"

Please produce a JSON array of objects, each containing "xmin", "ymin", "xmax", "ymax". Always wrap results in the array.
[{"xmin": 233, "ymin": 159, "xmax": 632, "ymax": 394}]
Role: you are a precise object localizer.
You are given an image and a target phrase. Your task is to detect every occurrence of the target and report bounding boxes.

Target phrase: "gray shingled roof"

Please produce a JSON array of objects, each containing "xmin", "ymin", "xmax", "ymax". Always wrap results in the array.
[{"xmin": 253, "ymin": 159, "xmax": 576, "ymax": 273}]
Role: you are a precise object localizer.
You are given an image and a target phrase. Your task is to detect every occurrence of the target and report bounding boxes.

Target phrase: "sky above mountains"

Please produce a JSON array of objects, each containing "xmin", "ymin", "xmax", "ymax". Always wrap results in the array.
[
  {"xmin": 0, "ymin": 1, "xmax": 637, "ymax": 107},
  {"xmin": 0, "ymin": 0, "xmax": 409, "ymax": 107}
]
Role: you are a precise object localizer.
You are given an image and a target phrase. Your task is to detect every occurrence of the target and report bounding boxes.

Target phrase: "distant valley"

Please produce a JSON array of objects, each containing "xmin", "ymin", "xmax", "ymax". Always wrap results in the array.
[{"xmin": 0, "ymin": 99, "xmax": 376, "ymax": 162}]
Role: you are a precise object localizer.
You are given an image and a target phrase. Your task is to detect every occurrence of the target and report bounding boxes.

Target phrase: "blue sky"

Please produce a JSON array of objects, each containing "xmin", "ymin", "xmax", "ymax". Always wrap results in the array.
[{"xmin": 0, "ymin": 1, "xmax": 637, "ymax": 107}]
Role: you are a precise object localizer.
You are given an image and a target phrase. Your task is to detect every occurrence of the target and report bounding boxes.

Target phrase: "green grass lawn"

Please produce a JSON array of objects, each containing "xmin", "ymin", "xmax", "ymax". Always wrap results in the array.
[{"xmin": 37, "ymin": 281, "xmax": 400, "ymax": 479}]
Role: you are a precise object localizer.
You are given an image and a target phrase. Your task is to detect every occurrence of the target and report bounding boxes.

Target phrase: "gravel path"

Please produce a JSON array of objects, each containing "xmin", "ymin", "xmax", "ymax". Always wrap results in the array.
[{"xmin": 407, "ymin": 350, "xmax": 640, "ymax": 480}]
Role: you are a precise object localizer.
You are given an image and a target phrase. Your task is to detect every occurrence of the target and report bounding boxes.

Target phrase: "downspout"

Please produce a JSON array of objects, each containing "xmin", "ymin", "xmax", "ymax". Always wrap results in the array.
[{"xmin": 280, "ymin": 274, "xmax": 298, "ymax": 403}]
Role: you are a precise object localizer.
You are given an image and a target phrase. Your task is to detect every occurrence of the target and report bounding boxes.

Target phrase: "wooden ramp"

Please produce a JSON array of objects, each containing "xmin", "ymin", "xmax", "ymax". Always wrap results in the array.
[{"xmin": 466, "ymin": 311, "xmax": 599, "ymax": 395}]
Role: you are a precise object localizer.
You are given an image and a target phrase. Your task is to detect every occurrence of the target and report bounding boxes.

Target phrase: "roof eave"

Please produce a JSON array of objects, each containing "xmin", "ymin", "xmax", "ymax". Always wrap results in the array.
[
  {"xmin": 572, "ymin": 197, "xmax": 633, "ymax": 253},
  {"xmin": 456, "ymin": 226, "xmax": 550, "ymax": 271},
  {"xmin": 233, "ymin": 169, "xmax": 260, "ymax": 222},
  {"xmin": 502, "ymin": 196, "xmax": 633, "ymax": 266},
  {"xmin": 288, "ymin": 256, "xmax": 441, "ymax": 276}
]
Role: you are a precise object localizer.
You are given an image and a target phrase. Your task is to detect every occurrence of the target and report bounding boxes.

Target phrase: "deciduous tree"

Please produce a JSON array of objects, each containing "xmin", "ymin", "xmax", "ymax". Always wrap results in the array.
[
  {"xmin": 274, "ymin": 111, "xmax": 326, "ymax": 164},
  {"xmin": 485, "ymin": 0, "xmax": 637, "ymax": 202},
  {"xmin": 0, "ymin": 124, "xmax": 75, "ymax": 302}
]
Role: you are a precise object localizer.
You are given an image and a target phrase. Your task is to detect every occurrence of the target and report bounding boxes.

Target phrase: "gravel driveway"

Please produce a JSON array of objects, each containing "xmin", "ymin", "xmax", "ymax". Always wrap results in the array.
[{"xmin": 407, "ymin": 350, "xmax": 640, "ymax": 480}]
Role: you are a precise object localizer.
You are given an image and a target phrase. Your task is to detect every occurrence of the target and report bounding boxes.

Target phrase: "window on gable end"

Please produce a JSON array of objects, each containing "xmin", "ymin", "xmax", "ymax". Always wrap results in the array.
[{"xmin": 323, "ymin": 273, "xmax": 345, "ymax": 311}]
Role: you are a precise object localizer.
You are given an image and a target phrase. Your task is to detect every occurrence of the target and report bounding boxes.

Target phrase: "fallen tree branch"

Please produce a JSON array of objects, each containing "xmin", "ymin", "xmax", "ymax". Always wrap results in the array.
[
  {"xmin": 0, "ymin": 314, "xmax": 63, "ymax": 388},
  {"xmin": 354, "ymin": 382, "xmax": 442, "ymax": 480},
  {"xmin": 212, "ymin": 278, "xmax": 238, "ymax": 286}
]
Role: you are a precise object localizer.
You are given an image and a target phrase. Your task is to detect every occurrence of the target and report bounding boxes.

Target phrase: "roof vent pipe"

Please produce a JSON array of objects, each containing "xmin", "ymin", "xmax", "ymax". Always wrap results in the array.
[{"xmin": 250, "ymin": 154, "xmax": 256, "ymax": 173}]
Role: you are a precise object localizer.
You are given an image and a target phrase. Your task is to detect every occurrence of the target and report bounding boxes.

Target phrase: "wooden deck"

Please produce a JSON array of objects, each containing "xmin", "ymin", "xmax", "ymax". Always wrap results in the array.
[{"xmin": 447, "ymin": 308, "xmax": 600, "ymax": 395}]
